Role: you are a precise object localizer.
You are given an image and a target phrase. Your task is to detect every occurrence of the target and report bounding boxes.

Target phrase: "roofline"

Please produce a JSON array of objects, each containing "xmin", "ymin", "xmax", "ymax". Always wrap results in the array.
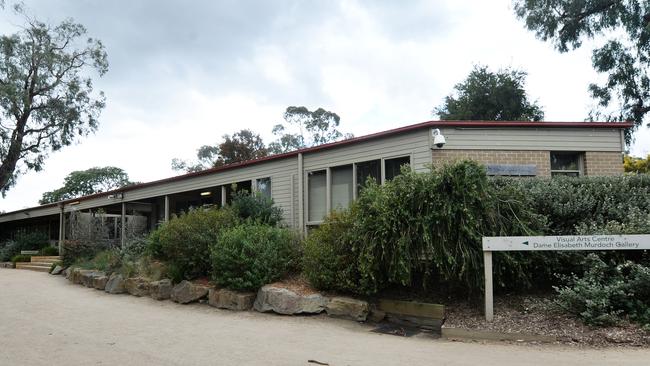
[{"xmin": 0, "ymin": 120, "xmax": 633, "ymax": 217}]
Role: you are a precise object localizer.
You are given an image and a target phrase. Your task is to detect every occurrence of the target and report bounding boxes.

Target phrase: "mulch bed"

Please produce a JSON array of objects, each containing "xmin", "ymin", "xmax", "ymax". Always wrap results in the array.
[{"xmin": 443, "ymin": 295, "xmax": 650, "ymax": 347}]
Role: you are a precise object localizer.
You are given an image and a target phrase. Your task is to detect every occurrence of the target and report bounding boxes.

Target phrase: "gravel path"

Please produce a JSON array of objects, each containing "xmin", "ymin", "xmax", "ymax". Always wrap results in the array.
[{"xmin": 1, "ymin": 268, "xmax": 649, "ymax": 366}]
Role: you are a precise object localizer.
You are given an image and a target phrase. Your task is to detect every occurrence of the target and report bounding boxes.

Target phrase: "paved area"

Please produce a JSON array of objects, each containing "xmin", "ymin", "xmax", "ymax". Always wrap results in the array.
[{"xmin": 1, "ymin": 268, "xmax": 649, "ymax": 365}]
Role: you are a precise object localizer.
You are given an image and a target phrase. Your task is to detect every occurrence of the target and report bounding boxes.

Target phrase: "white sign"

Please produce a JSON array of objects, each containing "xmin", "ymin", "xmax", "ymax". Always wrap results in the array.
[{"xmin": 483, "ymin": 235, "xmax": 650, "ymax": 252}]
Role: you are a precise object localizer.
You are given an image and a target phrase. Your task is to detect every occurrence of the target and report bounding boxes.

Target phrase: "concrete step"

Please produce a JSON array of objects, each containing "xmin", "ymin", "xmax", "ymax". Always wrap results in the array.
[
  {"xmin": 29, "ymin": 262, "xmax": 57, "ymax": 267},
  {"xmin": 15, "ymin": 263, "xmax": 51, "ymax": 272},
  {"xmin": 30, "ymin": 256, "xmax": 61, "ymax": 262}
]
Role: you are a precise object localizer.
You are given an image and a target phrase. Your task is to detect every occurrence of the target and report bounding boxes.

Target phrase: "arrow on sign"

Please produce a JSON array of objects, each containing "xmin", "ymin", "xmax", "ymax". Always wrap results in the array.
[{"xmin": 522, "ymin": 241, "xmax": 529, "ymax": 246}]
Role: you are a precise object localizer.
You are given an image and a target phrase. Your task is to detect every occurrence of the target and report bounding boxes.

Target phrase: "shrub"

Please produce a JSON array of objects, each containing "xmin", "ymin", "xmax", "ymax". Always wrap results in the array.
[
  {"xmin": 40, "ymin": 246, "xmax": 59, "ymax": 256},
  {"xmin": 62, "ymin": 240, "xmax": 110, "ymax": 267},
  {"xmin": 302, "ymin": 210, "xmax": 359, "ymax": 293},
  {"xmin": 230, "ymin": 191, "xmax": 284, "ymax": 226},
  {"xmin": 149, "ymin": 207, "xmax": 239, "ymax": 280},
  {"xmin": 555, "ymin": 254, "xmax": 650, "ymax": 327},
  {"xmin": 0, "ymin": 240, "xmax": 20, "ymax": 262},
  {"xmin": 304, "ymin": 161, "xmax": 545, "ymax": 296},
  {"xmin": 73, "ymin": 250, "xmax": 121, "ymax": 272},
  {"xmin": 14, "ymin": 232, "xmax": 50, "ymax": 251},
  {"xmin": 11, "ymin": 254, "xmax": 31, "ymax": 263},
  {"xmin": 210, "ymin": 223, "xmax": 299, "ymax": 291}
]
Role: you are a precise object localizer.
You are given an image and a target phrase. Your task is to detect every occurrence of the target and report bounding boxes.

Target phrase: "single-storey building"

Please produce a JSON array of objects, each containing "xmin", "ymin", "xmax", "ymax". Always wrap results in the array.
[{"xmin": 0, "ymin": 120, "xmax": 632, "ymax": 247}]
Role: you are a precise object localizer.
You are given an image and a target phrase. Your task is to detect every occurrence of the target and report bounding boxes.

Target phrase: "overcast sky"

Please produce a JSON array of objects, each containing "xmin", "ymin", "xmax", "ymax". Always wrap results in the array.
[{"xmin": 1, "ymin": 0, "xmax": 648, "ymax": 212}]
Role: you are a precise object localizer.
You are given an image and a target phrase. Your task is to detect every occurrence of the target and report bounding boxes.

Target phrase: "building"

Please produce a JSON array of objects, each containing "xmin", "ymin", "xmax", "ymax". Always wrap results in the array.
[{"xmin": 0, "ymin": 120, "xmax": 631, "ymax": 246}]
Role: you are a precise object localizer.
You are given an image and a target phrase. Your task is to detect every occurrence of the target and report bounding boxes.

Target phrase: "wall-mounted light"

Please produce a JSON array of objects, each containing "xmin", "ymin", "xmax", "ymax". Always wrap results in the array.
[
  {"xmin": 200, "ymin": 191, "xmax": 212, "ymax": 196},
  {"xmin": 68, "ymin": 201, "xmax": 80, "ymax": 206},
  {"xmin": 107, "ymin": 193, "xmax": 123, "ymax": 199}
]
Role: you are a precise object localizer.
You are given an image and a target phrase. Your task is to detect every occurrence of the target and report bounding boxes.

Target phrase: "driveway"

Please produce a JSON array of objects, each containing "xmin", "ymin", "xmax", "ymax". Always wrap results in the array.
[{"xmin": 0, "ymin": 268, "xmax": 648, "ymax": 365}]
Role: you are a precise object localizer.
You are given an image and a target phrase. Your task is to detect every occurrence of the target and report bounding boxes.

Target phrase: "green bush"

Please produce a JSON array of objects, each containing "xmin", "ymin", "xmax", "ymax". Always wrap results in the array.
[
  {"xmin": 149, "ymin": 207, "xmax": 239, "ymax": 280},
  {"xmin": 14, "ymin": 232, "xmax": 50, "ymax": 251},
  {"xmin": 40, "ymin": 246, "xmax": 59, "ymax": 256},
  {"xmin": 304, "ymin": 161, "xmax": 545, "ymax": 296},
  {"xmin": 62, "ymin": 240, "xmax": 109, "ymax": 267},
  {"xmin": 210, "ymin": 223, "xmax": 299, "ymax": 292},
  {"xmin": 11, "ymin": 254, "xmax": 31, "ymax": 263},
  {"xmin": 230, "ymin": 191, "xmax": 284, "ymax": 226},
  {"xmin": 73, "ymin": 250, "xmax": 121, "ymax": 272},
  {"xmin": 555, "ymin": 254, "xmax": 650, "ymax": 327},
  {"xmin": 0, "ymin": 240, "xmax": 20, "ymax": 262},
  {"xmin": 302, "ymin": 210, "xmax": 359, "ymax": 293}
]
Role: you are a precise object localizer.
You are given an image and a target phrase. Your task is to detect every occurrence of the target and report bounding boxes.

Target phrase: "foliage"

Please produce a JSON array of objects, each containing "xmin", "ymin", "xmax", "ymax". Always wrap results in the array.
[
  {"xmin": 172, "ymin": 129, "xmax": 267, "ymax": 172},
  {"xmin": 148, "ymin": 207, "xmax": 239, "ymax": 280},
  {"xmin": 11, "ymin": 254, "xmax": 31, "ymax": 263},
  {"xmin": 624, "ymin": 154, "xmax": 650, "ymax": 174},
  {"xmin": 514, "ymin": 0, "xmax": 648, "ymax": 142},
  {"xmin": 501, "ymin": 174, "xmax": 650, "ymax": 235},
  {"xmin": 555, "ymin": 254, "xmax": 650, "ymax": 327},
  {"xmin": 230, "ymin": 191, "xmax": 283, "ymax": 226},
  {"xmin": 13, "ymin": 231, "xmax": 49, "ymax": 250},
  {"xmin": 73, "ymin": 249, "xmax": 120, "ymax": 272},
  {"xmin": 0, "ymin": 240, "xmax": 19, "ymax": 261},
  {"xmin": 268, "ymin": 106, "xmax": 352, "ymax": 154},
  {"xmin": 0, "ymin": 7, "xmax": 108, "ymax": 194},
  {"xmin": 302, "ymin": 210, "xmax": 360, "ymax": 293},
  {"xmin": 434, "ymin": 65, "xmax": 544, "ymax": 121},
  {"xmin": 62, "ymin": 239, "xmax": 109, "ymax": 267},
  {"xmin": 576, "ymin": 207, "xmax": 650, "ymax": 235},
  {"xmin": 305, "ymin": 161, "xmax": 545, "ymax": 296},
  {"xmin": 40, "ymin": 246, "xmax": 59, "ymax": 256},
  {"xmin": 210, "ymin": 223, "xmax": 299, "ymax": 292},
  {"xmin": 40, "ymin": 166, "xmax": 132, "ymax": 204}
]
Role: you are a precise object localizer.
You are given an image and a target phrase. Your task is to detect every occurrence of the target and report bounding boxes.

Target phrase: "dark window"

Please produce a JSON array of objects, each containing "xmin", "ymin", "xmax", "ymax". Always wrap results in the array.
[
  {"xmin": 384, "ymin": 156, "xmax": 411, "ymax": 181},
  {"xmin": 225, "ymin": 180, "xmax": 252, "ymax": 204},
  {"xmin": 356, "ymin": 159, "xmax": 380, "ymax": 195},
  {"xmin": 256, "ymin": 177, "xmax": 272, "ymax": 198},
  {"xmin": 550, "ymin": 152, "xmax": 582, "ymax": 177}
]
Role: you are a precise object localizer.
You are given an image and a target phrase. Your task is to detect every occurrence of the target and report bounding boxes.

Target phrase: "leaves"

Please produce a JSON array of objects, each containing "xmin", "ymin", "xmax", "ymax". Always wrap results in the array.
[
  {"xmin": 0, "ymin": 8, "xmax": 107, "ymax": 193},
  {"xmin": 268, "ymin": 106, "xmax": 348, "ymax": 154},
  {"xmin": 435, "ymin": 65, "xmax": 544, "ymax": 121},
  {"xmin": 39, "ymin": 166, "xmax": 132, "ymax": 204}
]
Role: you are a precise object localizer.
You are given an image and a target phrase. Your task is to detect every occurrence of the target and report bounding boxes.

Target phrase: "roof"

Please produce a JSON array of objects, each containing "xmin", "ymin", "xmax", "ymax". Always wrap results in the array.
[{"xmin": 0, "ymin": 120, "xmax": 632, "ymax": 217}]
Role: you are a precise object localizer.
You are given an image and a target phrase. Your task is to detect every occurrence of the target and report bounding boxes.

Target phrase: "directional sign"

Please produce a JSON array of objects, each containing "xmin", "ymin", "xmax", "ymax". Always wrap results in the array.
[{"xmin": 483, "ymin": 235, "xmax": 650, "ymax": 252}]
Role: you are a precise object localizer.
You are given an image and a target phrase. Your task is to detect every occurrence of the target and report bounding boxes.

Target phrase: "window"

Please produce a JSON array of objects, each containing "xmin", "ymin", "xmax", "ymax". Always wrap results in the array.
[
  {"xmin": 225, "ymin": 180, "xmax": 252, "ymax": 204},
  {"xmin": 550, "ymin": 152, "xmax": 583, "ymax": 177},
  {"xmin": 384, "ymin": 156, "xmax": 411, "ymax": 181},
  {"xmin": 256, "ymin": 177, "xmax": 271, "ymax": 198},
  {"xmin": 308, "ymin": 170, "xmax": 327, "ymax": 222},
  {"xmin": 356, "ymin": 159, "xmax": 380, "ymax": 195},
  {"xmin": 331, "ymin": 165, "xmax": 353, "ymax": 210}
]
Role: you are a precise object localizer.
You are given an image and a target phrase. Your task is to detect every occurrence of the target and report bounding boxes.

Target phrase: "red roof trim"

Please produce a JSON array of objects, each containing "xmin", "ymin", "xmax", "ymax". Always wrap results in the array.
[{"xmin": 1, "ymin": 120, "xmax": 632, "ymax": 217}]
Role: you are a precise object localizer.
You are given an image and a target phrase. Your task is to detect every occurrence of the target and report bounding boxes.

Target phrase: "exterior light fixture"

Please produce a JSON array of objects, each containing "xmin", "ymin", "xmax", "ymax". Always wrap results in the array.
[
  {"xmin": 200, "ymin": 191, "xmax": 212, "ymax": 196},
  {"xmin": 68, "ymin": 201, "xmax": 80, "ymax": 206}
]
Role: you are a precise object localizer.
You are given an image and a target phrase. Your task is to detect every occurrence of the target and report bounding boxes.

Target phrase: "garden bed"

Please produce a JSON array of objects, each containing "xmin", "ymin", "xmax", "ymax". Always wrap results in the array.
[{"xmin": 443, "ymin": 295, "xmax": 650, "ymax": 347}]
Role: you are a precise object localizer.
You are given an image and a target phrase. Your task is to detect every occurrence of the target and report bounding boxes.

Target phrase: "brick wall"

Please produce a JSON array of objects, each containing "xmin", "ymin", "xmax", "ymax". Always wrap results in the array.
[
  {"xmin": 431, "ymin": 149, "xmax": 623, "ymax": 177},
  {"xmin": 584, "ymin": 151, "xmax": 624, "ymax": 176}
]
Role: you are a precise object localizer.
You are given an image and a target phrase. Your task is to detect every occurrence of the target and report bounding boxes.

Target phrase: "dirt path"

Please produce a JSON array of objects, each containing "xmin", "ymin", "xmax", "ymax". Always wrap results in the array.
[{"xmin": 1, "ymin": 269, "xmax": 648, "ymax": 366}]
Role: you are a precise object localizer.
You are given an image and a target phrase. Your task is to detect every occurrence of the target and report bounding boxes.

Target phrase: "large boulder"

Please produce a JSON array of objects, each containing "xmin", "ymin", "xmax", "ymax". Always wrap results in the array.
[
  {"xmin": 149, "ymin": 279, "xmax": 173, "ymax": 301},
  {"xmin": 93, "ymin": 274, "xmax": 109, "ymax": 290},
  {"xmin": 253, "ymin": 285, "xmax": 328, "ymax": 315},
  {"xmin": 125, "ymin": 277, "xmax": 151, "ymax": 297},
  {"xmin": 81, "ymin": 270, "xmax": 99, "ymax": 287},
  {"xmin": 208, "ymin": 288, "xmax": 256, "ymax": 311},
  {"xmin": 104, "ymin": 273, "xmax": 126, "ymax": 294},
  {"xmin": 50, "ymin": 265, "xmax": 63, "ymax": 275},
  {"xmin": 326, "ymin": 297, "xmax": 369, "ymax": 322},
  {"xmin": 69, "ymin": 268, "xmax": 90, "ymax": 285},
  {"xmin": 171, "ymin": 280, "xmax": 210, "ymax": 304}
]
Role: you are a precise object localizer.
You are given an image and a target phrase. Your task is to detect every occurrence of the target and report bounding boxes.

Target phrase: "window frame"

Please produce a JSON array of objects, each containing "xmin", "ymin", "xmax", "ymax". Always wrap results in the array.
[
  {"xmin": 306, "ymin": 169, "xmax": 328, "ymax": 225},
  {"xmin": 550, "ymin": 151, "xmax": 584, "ymax": 177},
  {"xmin": 254, "ymin": 177, "xmax": 272, "ymax": 198},
  {"xmin": 382, "ymin": 154, "xmax": 413, "ymax": 183}
]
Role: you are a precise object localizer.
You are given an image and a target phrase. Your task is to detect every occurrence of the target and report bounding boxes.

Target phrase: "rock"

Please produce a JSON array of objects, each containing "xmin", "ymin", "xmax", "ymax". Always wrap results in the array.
[
  {"xmin": 125, "ymin": 277, "xmax": 151, "ymax": 297},
  {"xmin": 368, "ymin": 307, "xmax": 386, "ymax": 323},
  {"xmin": 326, "ymin": 297, "xmax": 370, "ymax": 321},
  {"xmin": 171, "ymin": 280, "xmax": 210, "ymax": 304},
  {"xmin": 80, "ymin": 270, "xmax": 97, "ymax": 287},
  {"xmin": 149, "ymin": 279, "xmax": 173, "ymax": 301},
  {"xmin": 50, "ymin": 265, "xmax": 63, "ymax": 275},
  {"xmin": 104, "ymin": 273, "xmax": 126, "ymax": 294},
  {"xmin": 253, "ymin": 285, "xmax": 328, "ymax": 315},
  {"xmin": 208, "ymin": 288, "xmax": 256, "ymax": 311},
  {"xmin": 93, "ymin": 274, "xmax": 109, "ymax": 290},
  {"xmin": 64, "ymin": 267, "xmax": 73, "ymax": 279}
]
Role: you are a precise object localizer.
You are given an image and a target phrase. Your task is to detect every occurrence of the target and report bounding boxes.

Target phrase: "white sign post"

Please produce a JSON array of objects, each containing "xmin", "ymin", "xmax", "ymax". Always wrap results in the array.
[{"xmin": 482, "ymin": 234, "xmax": 650, "ymax": 322}]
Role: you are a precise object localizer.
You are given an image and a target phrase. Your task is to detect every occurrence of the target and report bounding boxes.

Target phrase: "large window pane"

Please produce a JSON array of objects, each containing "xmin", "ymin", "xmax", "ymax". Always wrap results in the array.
[
  {"xmin": 256, "ymin": 177, "xmax": 271, "ymax": 198},
  {"xmin": 225, "ymin": 180, "xmax": 252, "ymax": 204},
  {"xmin": 308, "ymin": 170, "xmax": 327, "ymax": 222},
  {"xmin": 550, "ymin": 152, "xmax": 582, "ymax": 177},
  {"xmin": 384, "ymin": 156, "xmax": 411, "ymax": 181},
  {"xmin": 331, "ymin": 165, "xmax": 353, "ymax": 210},
  {"xmin": 356, "ymin": 159, "xmax": 380, "ymax": 194}
]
